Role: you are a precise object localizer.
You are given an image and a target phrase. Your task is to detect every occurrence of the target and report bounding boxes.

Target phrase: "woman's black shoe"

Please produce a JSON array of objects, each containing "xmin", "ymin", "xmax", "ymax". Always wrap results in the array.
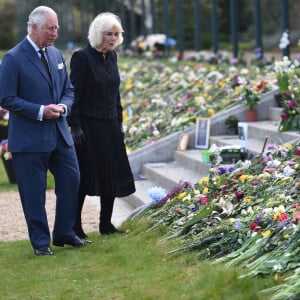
[{"xmin": 100, "ymin": 223, "xmax": 125, "ymax": 235}]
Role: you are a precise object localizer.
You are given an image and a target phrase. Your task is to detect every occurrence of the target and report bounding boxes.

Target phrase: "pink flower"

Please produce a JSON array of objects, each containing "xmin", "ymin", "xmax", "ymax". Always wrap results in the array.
[
  {"xmin": 183, "ymin": 93, "xmax": 193, "ymax": 100},
  {"xmin": 288, "ymin": 100, "xmax": 295, "ymax": 107},
  {"xmin": 235, "ymin": 191, "xmax": 244, "ymax": 200},
  {"xmin": 175, "ymin": 103, "xmax": 184, "ymax": 109},
  {"xmin": 196, "ymin": 195, "xmax": 209, "ymax": 205},
  {"xmin": 281, "ymin": 113, "xmax": 288, "ymax": 120}
]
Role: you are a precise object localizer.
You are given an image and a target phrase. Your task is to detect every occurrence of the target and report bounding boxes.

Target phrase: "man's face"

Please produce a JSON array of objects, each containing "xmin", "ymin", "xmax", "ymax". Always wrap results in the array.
[{"xmin": 32, "ymin": 13, "xmax": 58, "ymax": 48}]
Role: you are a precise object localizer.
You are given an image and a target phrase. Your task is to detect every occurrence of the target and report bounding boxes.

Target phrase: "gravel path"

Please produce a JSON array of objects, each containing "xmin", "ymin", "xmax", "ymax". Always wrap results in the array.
[{"xmin": 0, "ymin": 190, "xmax": 134, "ymax": 241}]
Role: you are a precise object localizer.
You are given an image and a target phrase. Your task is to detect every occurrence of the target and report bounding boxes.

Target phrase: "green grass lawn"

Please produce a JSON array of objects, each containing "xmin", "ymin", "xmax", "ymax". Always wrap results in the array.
[{"xmin": 0, "ymin": 219, "xmax": 275, "ymax": 300}]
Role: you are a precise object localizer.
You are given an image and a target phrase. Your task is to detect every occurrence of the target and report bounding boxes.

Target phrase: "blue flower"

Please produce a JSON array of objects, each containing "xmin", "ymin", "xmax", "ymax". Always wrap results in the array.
[
  {"xmin": 147, "ymin": 186, "xmax": 167, "ymax": 202},
  {"xmin": 234, "ymin": 221, "xmax": 243, "ymax": 229}
]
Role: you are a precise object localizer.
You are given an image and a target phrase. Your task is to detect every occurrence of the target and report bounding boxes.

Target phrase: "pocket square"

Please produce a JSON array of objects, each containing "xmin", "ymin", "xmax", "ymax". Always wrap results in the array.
[{"xmin": 58, "ymin": 63, "xmax": 64, "ymax": 70}]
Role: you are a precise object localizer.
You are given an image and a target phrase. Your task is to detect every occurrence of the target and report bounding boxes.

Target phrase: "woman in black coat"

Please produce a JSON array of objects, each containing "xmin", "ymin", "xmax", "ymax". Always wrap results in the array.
[{"xmin": 68, "ymin": 12, "xmax": 136, "ymax": 239}]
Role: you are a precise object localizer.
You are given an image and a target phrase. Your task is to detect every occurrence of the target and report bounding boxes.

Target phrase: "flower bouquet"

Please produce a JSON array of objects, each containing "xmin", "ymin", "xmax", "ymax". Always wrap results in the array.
[
  {"xmin": 0, "ymin": 139, "xmax": 16, "ymax": 183},
  {"xmin": 273, "ymin": 56, "xmax": 296, "ymax": 94},
  {"xmin": 0, "ymin": 139, "xmax": 11, "ymax": 160},
  {"xmin": 278, "ymin": 87, "xmax": 300, "ymax": 132},
  {"xmin": 0, "ymin": 107, "xmax": 9, "ymax": 140},
  {"xmin": 273, "ymin": 56, "xmax": 299, "ymax": 107}
]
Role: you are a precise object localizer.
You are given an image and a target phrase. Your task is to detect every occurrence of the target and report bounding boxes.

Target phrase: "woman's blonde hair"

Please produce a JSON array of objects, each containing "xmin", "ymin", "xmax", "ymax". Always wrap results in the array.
[{"xmin": 88, "ymin": 12, "xmax": 124, "ymax": 48}]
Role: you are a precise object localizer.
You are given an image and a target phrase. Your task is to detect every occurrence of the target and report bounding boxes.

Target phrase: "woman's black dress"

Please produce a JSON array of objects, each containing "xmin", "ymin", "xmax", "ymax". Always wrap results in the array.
[{"xmin": 69, "ymin": 44, "xmax": 135, "ymax": 198}]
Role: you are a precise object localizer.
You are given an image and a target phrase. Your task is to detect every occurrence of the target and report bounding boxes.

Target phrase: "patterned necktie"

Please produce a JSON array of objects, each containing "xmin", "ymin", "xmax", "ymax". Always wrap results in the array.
[{"xmin": 39, "ymin": 49, "xmax": 51, "ymax": 79}]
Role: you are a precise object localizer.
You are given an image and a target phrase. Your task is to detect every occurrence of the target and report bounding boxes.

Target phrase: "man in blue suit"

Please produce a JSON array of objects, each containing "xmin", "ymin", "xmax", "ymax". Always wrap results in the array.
[{"xmin": 0, "ymin": 6, "xmax": 86, "ymax": 255}]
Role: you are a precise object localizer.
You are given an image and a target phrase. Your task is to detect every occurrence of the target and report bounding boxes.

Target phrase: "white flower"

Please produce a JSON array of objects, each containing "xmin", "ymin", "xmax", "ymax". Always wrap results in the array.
[
  {"xmin": 183, "ymin": 194, "xmax": 191, "ymax": 202},
  {"xmin": 206, "ymin": 71, "xmax": 224, "ymax": 83},
  {"xmin": 283, "ymin": 165, "xmax": 295, "ymax": 177},
  {"xmin": 278, "ymin": 32, "xmax": 289, "ymax": 49},
  {"xmin": 266, "ymin": 159, "xmax": 281, "ymax": 168},
  {"xmin": 152, "ymin": 130, "xmax": 160, "ymax": 136},
  {"xmin": 128, "ymin": 127, "xmax": 138, "ymax": 135},
  {"xmin": 240, "ymin": 68, "xmax": 250, "ymax": 75},
  {"xmin": 274, "ymin": 205, "xmax": 286, "ymax": 214},
  {"xmin": 273, "ymin": 264, "xmax": 283, "ymax": 271},
  {"xmin": 241, "ymin": 160, "xmax": 252, "ymax": 169}
]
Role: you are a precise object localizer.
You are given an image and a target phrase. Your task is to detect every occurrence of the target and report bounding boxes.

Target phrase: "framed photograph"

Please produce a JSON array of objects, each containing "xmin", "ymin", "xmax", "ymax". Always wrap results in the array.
[
  {"xmin": 195, "ymin": 118, "xmax": 210, "ymax": 149},
  {"xmin": 177, "ymin": 133, "xmax": 190, "ymax": 151},
  {"xmin": 238, "ymin": 122, "xmax": 248, "ymax": 148}
]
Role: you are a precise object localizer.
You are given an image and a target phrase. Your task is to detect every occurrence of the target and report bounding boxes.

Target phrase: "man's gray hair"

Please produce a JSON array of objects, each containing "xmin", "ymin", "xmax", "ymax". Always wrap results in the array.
[
  {"xmin": 27, "ymin": 6, "xmax": 57, "ymax": 34},
  {"xmin": 88, "ymin": 12, "xmax": 124, "ymax": 49}
]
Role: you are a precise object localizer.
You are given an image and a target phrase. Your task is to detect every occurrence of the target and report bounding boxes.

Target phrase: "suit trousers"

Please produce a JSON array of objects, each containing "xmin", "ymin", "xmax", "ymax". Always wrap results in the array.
[{"xmin": 12, "ymin": 130, "xmax": 80, "ymax": 249}]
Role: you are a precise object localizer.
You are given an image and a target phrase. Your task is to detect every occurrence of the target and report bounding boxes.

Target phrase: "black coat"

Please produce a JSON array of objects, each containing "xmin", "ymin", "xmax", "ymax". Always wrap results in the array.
[
  {"xmin": 68, "ymin": 44, "xmax": 135, "ymax": 197},
  {"xmin": 68, "ymin": 44, "xmax": 123, "ymax": 128}
]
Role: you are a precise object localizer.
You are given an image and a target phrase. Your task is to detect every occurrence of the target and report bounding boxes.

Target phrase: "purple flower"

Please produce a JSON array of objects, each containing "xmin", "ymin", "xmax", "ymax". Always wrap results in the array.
[
  {"xmin": 255, "ymin": 217, "xmax": 262, "ymax": 224},
  {"xmin": 228, "ymin": 166, "xmax": 235, "ymax": 172},
  {"xmin": 217, "ymin": 167, "xmax": 227, "ymax": 175}
]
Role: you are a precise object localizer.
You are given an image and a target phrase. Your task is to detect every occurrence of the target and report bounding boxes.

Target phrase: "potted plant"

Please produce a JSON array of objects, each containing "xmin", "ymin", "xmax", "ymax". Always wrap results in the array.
[
  {"xmin": 0, "ymin": 139, "xmax": 16, "ymax": 183},
  {"xmin": 0, "ymin": 107, "xmax": 9, "ymax": 140},
  {"xmin": 241, "ymin": 86, "xmax": 260, "ymax": 122},
  {"xmin": 225, "ymin": 115, "xmax": 239, "ymax": 135}
]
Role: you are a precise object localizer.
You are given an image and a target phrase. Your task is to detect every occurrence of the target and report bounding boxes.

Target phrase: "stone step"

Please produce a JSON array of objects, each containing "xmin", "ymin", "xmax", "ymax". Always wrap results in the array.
[
  {"xmin": 173, "ymin": 150, "xmax": 211, "ymax": 174},
  {"xmin": 268, "ymin": 107, "xmax": 282, "ymax": 122},
  {"xmin": 246, "ymin": 121, "xmax": 298, "ymax": 143},
  {"xmin": 142, "ymin": 161, "xmax": 206, "ymax": 191}
]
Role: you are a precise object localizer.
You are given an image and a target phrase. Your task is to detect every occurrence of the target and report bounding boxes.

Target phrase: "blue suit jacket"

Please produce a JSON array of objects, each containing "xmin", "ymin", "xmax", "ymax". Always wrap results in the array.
[{"xmin": 0, "ymin": 38, "xmax": 74, "ymax": 152}]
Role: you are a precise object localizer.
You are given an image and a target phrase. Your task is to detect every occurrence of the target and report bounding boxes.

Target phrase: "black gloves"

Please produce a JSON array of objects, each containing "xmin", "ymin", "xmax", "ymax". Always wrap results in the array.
[{"xmin": 71, "ymin": 127, "xmax": 85, "ymax": 147}]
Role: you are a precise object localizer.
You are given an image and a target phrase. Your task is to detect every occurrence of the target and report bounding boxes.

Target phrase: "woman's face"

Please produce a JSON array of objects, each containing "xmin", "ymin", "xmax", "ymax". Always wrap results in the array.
[{"xmin": 99, "ymin": 26, "xmax": 120, "ymax": 53}]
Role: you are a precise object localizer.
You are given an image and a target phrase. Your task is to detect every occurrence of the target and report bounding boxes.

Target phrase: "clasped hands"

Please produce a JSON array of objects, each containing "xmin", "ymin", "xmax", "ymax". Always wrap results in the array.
[{"xmin": 43, "ymin": 104, "xmax": 65, "ymax": 119}]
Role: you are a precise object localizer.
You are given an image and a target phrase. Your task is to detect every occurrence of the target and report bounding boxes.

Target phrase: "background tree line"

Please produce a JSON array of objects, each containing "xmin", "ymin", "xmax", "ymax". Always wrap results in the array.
[{"xmin": 0, "ymin": 0, "xmax": 300, "ymax": 54}]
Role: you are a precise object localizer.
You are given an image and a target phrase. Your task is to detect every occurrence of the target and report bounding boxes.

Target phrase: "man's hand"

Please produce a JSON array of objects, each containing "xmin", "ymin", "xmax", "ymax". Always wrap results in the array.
[{"xmin": 43, "ymin": 104, "xmax": 64, "ymax": 119}]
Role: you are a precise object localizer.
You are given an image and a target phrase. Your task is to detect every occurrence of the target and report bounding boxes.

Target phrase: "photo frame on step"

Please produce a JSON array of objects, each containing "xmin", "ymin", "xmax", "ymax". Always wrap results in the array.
[
  {"xmin": 177, "ymin": 133, "xmax": 190, "ymax": 151},
  {"xmin": 195, "ymin": 118, "xmax": 210, "ymax": 149},
  {"xmin": 238, "ymin": 122, "xmax": 248, "ymax": 148}
]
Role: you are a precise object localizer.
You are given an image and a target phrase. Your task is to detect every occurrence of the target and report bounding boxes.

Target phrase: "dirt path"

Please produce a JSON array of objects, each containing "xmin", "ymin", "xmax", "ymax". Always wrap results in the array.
[{"xmin": 0, "ymin": 190, "xmax": 133, "ymax": 241}]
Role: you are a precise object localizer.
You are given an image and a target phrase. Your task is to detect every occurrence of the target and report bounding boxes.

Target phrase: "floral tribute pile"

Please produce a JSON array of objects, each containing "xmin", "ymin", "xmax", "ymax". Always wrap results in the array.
[
  {"xmin": 132, "ymin": 143, "xmax": 300, "ymax": 299},
  {"xmin": 0, "ymin": 107, "xmax": 9, "ymax": 127},
  {"xmin": 0, "ymin": 139, "xmax": 11, "ymax": 160},
  {"xmin": 119, "ymin": 59, "xmax": 275, "ymax": 152}
]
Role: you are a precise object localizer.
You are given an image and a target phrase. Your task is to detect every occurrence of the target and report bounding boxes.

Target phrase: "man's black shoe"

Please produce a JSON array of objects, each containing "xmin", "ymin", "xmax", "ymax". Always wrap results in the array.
[
  {"xmin": 53, "ymin": 235, "xmax": 87, "ymax": 247},
  {"xmin": 34, "ymin": 247, "xmax": 53, "ymax": 256}
]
